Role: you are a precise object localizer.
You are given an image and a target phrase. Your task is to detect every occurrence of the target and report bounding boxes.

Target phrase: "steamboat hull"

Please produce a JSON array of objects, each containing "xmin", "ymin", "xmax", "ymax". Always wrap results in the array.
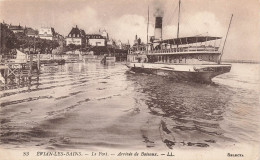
[{"xmin": 126, "ymin": 63, "xmax": 231, "ymax": 83}]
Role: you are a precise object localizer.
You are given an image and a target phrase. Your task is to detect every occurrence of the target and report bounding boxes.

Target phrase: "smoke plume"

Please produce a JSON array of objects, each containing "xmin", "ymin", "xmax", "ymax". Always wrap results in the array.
[{"xmin": 153, "ymin": 0, "xmax": 164, "ymax": 17}]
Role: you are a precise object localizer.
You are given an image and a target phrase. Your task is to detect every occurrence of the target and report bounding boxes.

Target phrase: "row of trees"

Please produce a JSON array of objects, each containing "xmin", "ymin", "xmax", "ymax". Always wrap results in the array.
[
  {"xmin": 0, "ymin": 23, "xmax": 60, "ymax": 55},
  {"xmin": 15, "ymin": 32, "xmax": 59, "ymax": 54}
]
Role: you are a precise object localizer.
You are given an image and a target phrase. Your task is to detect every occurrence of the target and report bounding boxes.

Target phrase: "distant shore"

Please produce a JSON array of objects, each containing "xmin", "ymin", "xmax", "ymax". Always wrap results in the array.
[{"xmin": 222, "ymin": 59, "xmax": 260, "ymax": 64}]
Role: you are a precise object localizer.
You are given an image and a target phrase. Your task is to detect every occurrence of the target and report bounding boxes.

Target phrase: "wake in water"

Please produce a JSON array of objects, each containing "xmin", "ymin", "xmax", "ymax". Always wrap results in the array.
[{"xmin": 0, "ymin": 63, "xmax": 259, "ymax": 150}]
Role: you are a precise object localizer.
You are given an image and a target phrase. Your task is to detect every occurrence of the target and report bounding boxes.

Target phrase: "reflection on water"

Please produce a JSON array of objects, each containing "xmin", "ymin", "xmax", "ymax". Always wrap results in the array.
[
  {"xmin": 0, "ymin": 63, "xmax": 259, "ymax": 150},
  {"xmin": 127, "ymin": 73, "xmax": 235, "ymax": 148}
]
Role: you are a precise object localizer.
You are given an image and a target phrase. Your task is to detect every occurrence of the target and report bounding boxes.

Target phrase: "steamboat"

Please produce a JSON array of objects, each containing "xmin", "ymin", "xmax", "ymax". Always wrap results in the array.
[{"xmin": 126, "ymin": 0, "xmax": 232, "ymax": 83}]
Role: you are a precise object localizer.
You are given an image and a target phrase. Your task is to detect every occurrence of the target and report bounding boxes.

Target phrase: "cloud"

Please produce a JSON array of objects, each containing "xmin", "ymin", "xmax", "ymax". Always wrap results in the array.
[
  {"xmin": 107, "ymin": 14, "xmax": 154, "ymax": 44},
  {"xmin": 104, "ymin": 11, "xmax": 225, "ymax": 45},
  {"xmin": 54, "ymin": 8, "xmax": 153, "ymax": 45},
  {"xmin": 184, "ymin": 11, "xmax": 225, "ymax": 36},
  {"xmin": 1, "ymin": 2, "xmax": 225, "ymax": 46},
  {"xmin": 55, "ymin": 6, "xmax": 102, "ymax": 35},
  {"xmin": 163, "ymin": 11, "xmax": 225, "ymax": 39},
  {"xmin": 152, "ymin": 0, "xmax": 165, "ymax": 17}
]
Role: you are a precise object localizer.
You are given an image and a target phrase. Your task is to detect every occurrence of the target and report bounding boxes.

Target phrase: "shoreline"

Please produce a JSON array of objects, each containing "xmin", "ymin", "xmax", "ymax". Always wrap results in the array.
[{"xmin": 222, "ymin": 60, "xmax": 260, "ymax": 64}]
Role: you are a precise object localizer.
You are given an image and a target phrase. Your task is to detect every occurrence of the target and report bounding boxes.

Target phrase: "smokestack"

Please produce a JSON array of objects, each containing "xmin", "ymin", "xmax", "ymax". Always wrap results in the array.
[
  {"xmin": 154, "ymin": 16, "xmax": 162, "ymax": 40},
  {"xmin": 153, "ymin": 5, "xmax": 164, "ymax": 40}
]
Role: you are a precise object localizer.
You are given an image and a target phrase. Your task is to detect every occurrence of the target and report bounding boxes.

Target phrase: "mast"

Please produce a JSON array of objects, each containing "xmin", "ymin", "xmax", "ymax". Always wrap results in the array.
[
  {"xmin": 177, "ymin": 0, "xmax": 181, "ymax": 39},
  {"xmin": 147, "ymin": 6, "xmax": 149, "ymax": 52},
  {"xmin": 219, "ymin": 14, "xmax": 233, "ymax": 64},
  {"xmin": 0, "ymin": 23, "xmax": 1, "ymax": 55},
  {"xmin": 176, "ymin": 0, "xmax": 181, "ymax": 49}
]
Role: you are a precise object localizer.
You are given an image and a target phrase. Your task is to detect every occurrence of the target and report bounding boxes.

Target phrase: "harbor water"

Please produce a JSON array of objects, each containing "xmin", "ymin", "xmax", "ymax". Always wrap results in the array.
[{"xmin": 0, "ymin": 62, "xmax": 259, "ymax": 150}]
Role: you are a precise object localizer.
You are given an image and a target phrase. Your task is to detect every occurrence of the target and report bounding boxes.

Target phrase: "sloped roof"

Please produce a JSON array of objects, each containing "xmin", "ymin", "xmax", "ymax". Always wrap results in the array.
[
  {"xmin": 68, "ymin": 26, "xmax": 85, "ymax": 37},
  {"xmin": 25, "ymin": 27, "xmax": 38, "ymax": 35},
  {"xmin": 80, "ymin": 29, "xmax": 86, "ymax": 36},
  {"xmin": 86, "ymin": 34, "xmax": 105, "ymax": 39},
  {"xmin": 9, "ymin": 24, "xmax": 24, "ymax": 30},
  {"xmin": 38, "ymin": 27, "xmax": 55, "ymax": 36}
]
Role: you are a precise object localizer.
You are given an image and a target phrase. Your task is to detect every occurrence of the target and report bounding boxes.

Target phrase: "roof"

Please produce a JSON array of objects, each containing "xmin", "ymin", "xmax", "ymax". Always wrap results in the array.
[
  {"xmin": 157, "ymin": 36, "xmax": 222, "ymax": 45},
  {"xmin": 9, "ymin": 25, "xmax": 24, "ymax": 30},
  {"xmin": 25, "ymin": 28, "xmax": 38, "ymax": 35},
  {"xmin": 80, "ymin": 29, "xmax": 86, "ymax": 36},
  {"xmin": 68, "ymin": 26, "xmax": 85, "ymax": 37},
  {"xmin": 38, "ymin": 27, "xmax": 55, "ymax": 36},
  {"xmin": 86, "ymin": 34, "xmax": 105, "ymax": 39}
]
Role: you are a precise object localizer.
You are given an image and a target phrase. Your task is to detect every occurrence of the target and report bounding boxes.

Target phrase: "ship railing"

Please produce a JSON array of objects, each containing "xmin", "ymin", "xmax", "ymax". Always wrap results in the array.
[
  {"xmin": 129, "ymin": 46, "xmax": 219, "ymax": 55},
  {"xmin": 147, "ymin": 46, "xmax": 219, "ymax": 54}
]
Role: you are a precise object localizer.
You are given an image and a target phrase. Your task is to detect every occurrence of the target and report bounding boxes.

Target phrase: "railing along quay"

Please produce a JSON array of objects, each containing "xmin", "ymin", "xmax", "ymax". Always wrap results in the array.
[{"xmin": 0, "ymin": 60, "xmax": 40, "ymax": 87}]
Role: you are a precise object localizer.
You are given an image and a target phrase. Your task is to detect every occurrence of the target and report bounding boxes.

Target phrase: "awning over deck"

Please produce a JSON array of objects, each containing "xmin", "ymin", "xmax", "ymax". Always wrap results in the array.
[{"xmin": 157, "ymin": 36, "xmax": 222, "ymax": 45}]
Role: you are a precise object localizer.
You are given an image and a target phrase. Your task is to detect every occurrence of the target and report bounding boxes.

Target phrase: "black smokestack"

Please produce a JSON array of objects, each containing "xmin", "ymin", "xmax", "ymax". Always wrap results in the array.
[
  {"xmin": 154, "ymin": 16, "xmax": 163, "ymax": 40},
  {"xmin": 153, "ymin": 0, "xmax": 164, "ymax": 40},
  {"xmin": 155, "ymin": 17, "xmax": 162, "ymax": 28}
]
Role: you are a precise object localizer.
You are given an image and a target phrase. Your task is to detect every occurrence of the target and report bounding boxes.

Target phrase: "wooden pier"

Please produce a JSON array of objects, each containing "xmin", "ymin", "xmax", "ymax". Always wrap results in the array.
[{"xmin": 0, "ymin": 61, "xmax": 39, "ymax": 87}]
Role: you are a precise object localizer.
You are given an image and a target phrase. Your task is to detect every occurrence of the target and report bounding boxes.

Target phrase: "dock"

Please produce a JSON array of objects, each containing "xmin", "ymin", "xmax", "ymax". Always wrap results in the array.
[{"xmin": 0, "ymin": 61, "xmax": 39, "ymax": 87}]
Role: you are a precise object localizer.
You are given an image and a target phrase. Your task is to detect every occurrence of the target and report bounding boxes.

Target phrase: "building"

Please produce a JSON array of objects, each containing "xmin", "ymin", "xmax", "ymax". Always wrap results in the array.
[
  {"xmin": 120, "ymin": 42, "xmax": 131, "ymax": 50},
  {"xmin": 66, "ymin": 25, "xmax": 86, "ymax": 46},
  {"xmin": 9, "ymin": 24, "xmax": 24, "ymax": 33},
  {"xmin": 38, "ymin": 27, "xmax": 56, "ymax": 40},
  {"xmin": 86, "ymin": 34, "xmax": 106, "ymax": 46},
  {"xmin": 133, "ymin": 35, "xmax": 141, "ymax": 45},
  {"xmin": 99, "ymin": 29, "xmax": 109, "ymax": 39},
  {"xmin": 24, "ymin": 27, "xmax": 38, "ymax": 37}
]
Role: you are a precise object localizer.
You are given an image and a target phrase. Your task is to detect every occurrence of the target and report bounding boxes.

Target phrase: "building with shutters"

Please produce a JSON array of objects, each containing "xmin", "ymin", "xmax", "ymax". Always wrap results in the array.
[
  {"xmin": 66, "ymin": 25, "xmax": 86, "ymax": 46},
  {"xmin": 86, "ymin": 34, "xmax": 106, "ymax": 46}
]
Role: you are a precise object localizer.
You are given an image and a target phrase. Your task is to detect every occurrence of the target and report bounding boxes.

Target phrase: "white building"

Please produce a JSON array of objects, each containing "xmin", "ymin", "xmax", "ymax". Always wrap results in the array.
[
  {"xmin": 99, "ymin": 29, "xmax": 108, "ymax": 39},
  {"xmin": 86, "ymin": 34, "xmax": 106, "ymax": 46},
  {"xmin": 38, "ymin": 27, "xmax": 55, "ymax": 40},
  {"xmin": 66, "ymin": 26, "xmax": 86, "ymax": 46},
  {"xmin": 116, "ymin": 40, "xmax": 123, "ymax": 49},
  {"xmin": 9, "ymin": 24, "xmax": 24, "ymax": 33}
]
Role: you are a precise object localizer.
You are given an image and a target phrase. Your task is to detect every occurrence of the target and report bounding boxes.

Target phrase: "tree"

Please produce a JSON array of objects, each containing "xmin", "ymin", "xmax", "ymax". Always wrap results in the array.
[
  {"xmin": 15, "ymin": 33, "xmax": 59, "ymax": 54},
  {"xmin": 65, "ymin": 44, "xmax": 82, "ymax": 52},
  {"xmin": 1, "ymin": 23, "xmax": 60, "ymax": 55},
  {"xmin": 46, "ymin": 40, "xmax": 59, "ymax": 54},
  {"xmin": 0, "ymin": 23, "xmax": 18, "ymax": 54}
]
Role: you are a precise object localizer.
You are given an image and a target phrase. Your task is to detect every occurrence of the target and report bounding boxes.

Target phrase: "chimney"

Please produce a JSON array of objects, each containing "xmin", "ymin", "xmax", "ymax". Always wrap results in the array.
[{"xmin": 154, "ymin": 16, "xmax": 162, "ymax": 40}]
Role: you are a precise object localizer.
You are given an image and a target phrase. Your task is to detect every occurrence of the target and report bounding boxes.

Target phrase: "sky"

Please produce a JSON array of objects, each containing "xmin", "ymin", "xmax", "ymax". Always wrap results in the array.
[{"xmin": 0, "ymin": 0, "xmax": 259, "ymax": 61}]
